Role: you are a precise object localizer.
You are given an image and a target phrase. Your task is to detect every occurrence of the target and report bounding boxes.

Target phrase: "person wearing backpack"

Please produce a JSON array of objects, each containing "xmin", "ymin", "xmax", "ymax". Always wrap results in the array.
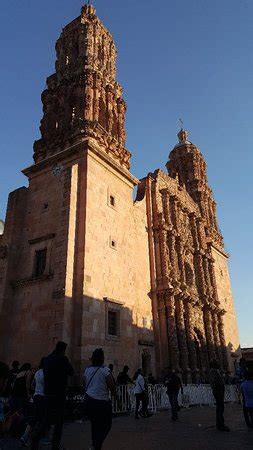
[{"xmin": 84, "ymin": 348, "xmax": 116, "ymax": 450}]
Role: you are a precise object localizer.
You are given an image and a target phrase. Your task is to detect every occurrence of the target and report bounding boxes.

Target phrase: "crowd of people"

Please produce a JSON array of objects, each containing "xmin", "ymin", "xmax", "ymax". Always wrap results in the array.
[{"xmin": 0, "ymin": 345, "xmax": 253, "ymax": 450}]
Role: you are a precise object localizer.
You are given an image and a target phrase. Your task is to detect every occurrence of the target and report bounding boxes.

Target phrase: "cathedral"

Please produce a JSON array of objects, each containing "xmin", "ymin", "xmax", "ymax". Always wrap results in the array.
[{"xmin": 0, "ymin": 4, "xmax": 240, "ymax": 382}]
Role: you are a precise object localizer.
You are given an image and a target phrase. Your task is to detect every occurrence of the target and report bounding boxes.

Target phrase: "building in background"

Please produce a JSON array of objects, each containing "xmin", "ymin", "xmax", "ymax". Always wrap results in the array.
[
  {"xmin": 241, "ymin": 348, "xmax": 253, "ymax": 371},
  {"xmin": 0, "ymin": 4, "xmax": 240, "ymax": 382}
]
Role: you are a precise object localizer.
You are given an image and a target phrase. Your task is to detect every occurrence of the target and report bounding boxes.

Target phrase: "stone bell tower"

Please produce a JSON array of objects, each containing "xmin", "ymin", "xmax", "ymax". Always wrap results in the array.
[
  {"xmin": 0, "ymin": 4, "xmax": 154, "ymax": 375},
  {"xmin": 34, "ymin": 4, "xmax": 130, "ymax": 168},
  {"xmin": 167, "ymin": 129, "xmax": 223, "ymax": 249}
]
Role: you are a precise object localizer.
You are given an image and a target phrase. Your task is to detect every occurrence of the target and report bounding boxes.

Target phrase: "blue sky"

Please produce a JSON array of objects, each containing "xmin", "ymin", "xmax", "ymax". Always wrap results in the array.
[{"xmin": 0, "ymin": 0, "xmax": 252, "ymax": 347}]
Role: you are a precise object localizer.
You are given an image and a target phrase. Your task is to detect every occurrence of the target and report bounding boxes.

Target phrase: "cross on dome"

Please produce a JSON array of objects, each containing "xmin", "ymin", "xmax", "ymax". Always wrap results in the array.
[{"xmin": 177, "ymin": 128, "xmax": 189, "ymax": 144}]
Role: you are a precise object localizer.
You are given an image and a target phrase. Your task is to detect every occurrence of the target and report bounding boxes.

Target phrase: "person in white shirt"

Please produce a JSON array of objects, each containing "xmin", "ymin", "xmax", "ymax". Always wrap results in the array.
[
  {"xmin": 133, "ymin": 368, "xmax": 152, "ymax": 419},
  {"xmin": 84, "ymin": 348, "xmax": 116, "ymax": 450}
]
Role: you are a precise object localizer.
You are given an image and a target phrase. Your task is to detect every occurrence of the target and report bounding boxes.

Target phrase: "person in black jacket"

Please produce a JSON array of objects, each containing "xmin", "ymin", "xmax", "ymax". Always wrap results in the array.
[
  {"xmin": 116, "ymin": 366, "xmax": 133, "ymax": 385},
  {"xmin": 209, "ymin": 359, "xmax": 229, "ymax": 431},
  {"xmin": 43, "ymin": 341, "xmax": 74, "ymax": 450},
  {"xmin": 164, "ymin": 367, "xmax": 183, "ymax": 421}
]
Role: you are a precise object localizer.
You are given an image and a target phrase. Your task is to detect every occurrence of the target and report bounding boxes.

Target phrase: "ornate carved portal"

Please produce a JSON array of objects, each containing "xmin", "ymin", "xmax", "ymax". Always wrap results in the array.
[{"xmin": 147, "ymin": 130, "xmax": 230, "ymax": 381}]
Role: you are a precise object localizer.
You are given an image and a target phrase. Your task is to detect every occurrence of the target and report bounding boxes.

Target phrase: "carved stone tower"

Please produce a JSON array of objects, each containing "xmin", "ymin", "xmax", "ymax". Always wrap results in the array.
[
  {"xmin": 167, "ymin": 129, "xmax": 223, "ymax": 249},
  {"xmin": 34, "ymin": 4, "xmax": 130, "ymax": 169}
]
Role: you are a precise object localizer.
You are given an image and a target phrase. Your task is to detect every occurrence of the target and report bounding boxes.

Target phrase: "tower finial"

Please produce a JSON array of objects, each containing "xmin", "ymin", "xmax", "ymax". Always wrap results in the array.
[
  {"xmin": 179, "ymin": 118, "xmax": 184, "ymax": 130},
  {"xmin": 177, "ymin": 128, "xmax": 189, "ymax": 144}
]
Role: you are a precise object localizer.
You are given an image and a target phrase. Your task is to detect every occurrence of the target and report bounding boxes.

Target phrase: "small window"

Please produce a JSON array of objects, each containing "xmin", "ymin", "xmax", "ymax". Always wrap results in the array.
[
  {"xmin": 34, "ymin": 248, "xmax": 47, "ymax": 277},
  {"xmin": 109, "ymin": 238, "xmax": 117, "ymax": 249},
  {"xmin": 108, "ymin": 310, "xmax": 118, "ymax": 336},
  {"xmin": 55, "ymin": 121, "xmax": 59, "ymax": 129},
  {"xmin": 108, "ymin": 191, "xmax": 117, "ymax": 209},
  {"xmin": 65, "ymin": 55, "xmax": 70, "ymax": 65},
  {"xmin": 110, "ymin": 195, "xmax": 115, "ymax": 207}
]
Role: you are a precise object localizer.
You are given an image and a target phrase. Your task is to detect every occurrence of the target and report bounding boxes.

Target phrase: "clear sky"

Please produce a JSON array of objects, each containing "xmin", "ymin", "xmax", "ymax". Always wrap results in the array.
[{"xmin": 0, "ymin": 0, "xmax": 252, "ymax": 347}]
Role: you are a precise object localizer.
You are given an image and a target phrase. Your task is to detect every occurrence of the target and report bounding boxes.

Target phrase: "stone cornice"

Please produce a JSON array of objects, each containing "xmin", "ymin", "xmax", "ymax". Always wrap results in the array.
[
  {"xmin": 23, "ymin": 137, "xmax": 138, "ymax": 187},
  {"xmin": 210, "ymin": 243, "xmax": 229, "ymax": 259},
  {"xmin": 11, "ymin": 273, "xmax": 54, "ymax": 289},
  {"xmin": 28, "ymin": 233, "xmax": 56, "ymax": 245}
]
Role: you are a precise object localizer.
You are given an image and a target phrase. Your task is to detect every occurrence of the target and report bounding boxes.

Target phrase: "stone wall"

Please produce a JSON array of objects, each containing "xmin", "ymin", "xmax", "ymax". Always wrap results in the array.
[
  {"xmin": 212, "ymin": 246, "xmax": 241, "ymax": 372},
  {"xmin": 81, "ymin": 143, "xmax": 154, "ymax": 375}
]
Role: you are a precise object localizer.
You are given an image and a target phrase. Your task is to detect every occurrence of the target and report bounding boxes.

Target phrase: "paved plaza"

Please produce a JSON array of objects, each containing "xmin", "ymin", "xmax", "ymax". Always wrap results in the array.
[{"xmin": 0, "ymin": 404, "xmax": 252, "ymax": 449}]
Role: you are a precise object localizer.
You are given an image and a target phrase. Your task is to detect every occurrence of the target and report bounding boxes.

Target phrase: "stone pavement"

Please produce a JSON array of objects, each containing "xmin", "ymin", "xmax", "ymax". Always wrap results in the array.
[{"xmin": 0, "ymin": 404, "xmax": 252, "ymax": 449}]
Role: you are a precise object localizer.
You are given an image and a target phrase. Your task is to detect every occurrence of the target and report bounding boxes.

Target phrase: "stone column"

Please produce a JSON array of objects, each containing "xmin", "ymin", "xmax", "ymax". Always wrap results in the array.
[
  {"xmin": 84, "ymin": 71, "xmax": 94, "ymax": 121},
  {"xmin": 106, "ymin": 87, "xmax": 114, "ymax": 134},
  {"xmin": 157, "ymin": 294, "xmax": 170, "ymax": 371},
  {"xmin": 153, "ymin": 230, "xmax": 163, "ymax": 287},
  {"xmin": 218, "ymin": 314, "xmax": 229, "ymax": 372},
  {"xmin": 165, "ymin": 293, "xmax": 180, "ymax": 370},
  {"xmin": 168, "ymin": 231, "xmax": 177, "ymax": 268},
  {"xmin": 202, "ymin": 256, "xmax": 212, "ymax": 294},
  {"xmin": 195, "ymin": 253, "xmax": 206, "ymax": 296},
  {"xmin": 203, "ymin": 307, "xmax": 216, "ymax": 361},
  {"xmin": 93, "ymin": 76, "xmax": 101, "ymax": 122},
  {"xmin": 212, "ymin": 313, "xmax": 223, "ymax": 366},
  {"xmin": 170, "ymin": 196, "xmax": 178, "ymax": 230},
  {"xmin": 161, "ymin": 189, "xmax": 171, "ymax": 226},
  {"xmin": 189, "ymin": 212, "xmax": 199, "ymax": 248},
  {"xmin": 184, "ymin": 300, "xmax": 197, "ymax": 382},
  {"xmin": 175, "ymin": 296, "xmax": 189, "ymax": 381},
  {"xmin": 176, "ymin": 238, "xmax": 186, "ymax": 285},
  {"xmin": 117, "ymin": 99, "xmax": 126, "ymax": 146},
  {"xmin": 159, "ymin": 227, "xmax": 170, "ymax": 285}
]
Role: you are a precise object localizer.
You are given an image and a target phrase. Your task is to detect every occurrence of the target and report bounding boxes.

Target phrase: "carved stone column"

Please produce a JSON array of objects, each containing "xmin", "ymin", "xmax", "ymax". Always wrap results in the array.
[
  {"xmin": 189, "ymin": 212, "xmax": 199, "ymax": 248},
  {"xmin": 157, "ymin": 294, "xmax": 170, "ymax": 370},
  {"xmin": 165, "ymin": 293, "xmax": 180, "ymax": 370},
  {"xmin": 159, "ymin": 225, "xmax": 170, "ymax": 286},
  {"xmin": 84, "ymin": 71, "xmax": 94, "ymax": 120},
  {"xmin": 218, "ymin": 314, "xmax": 229, "ymax": 372},
  {"xmin": 212, "ymin": 313, "xmax": 223, "ymax": 365},
  {"xmin": 195, "ymin": 253, "xmax": 206, "ymax": 296},
  {"xmin": 160, "ymin": 189, "xmax": 171, "ymax": 226},
  {"xmin": 117, "ymin": 99, "xmax": 126, "ymax": 146},
  {"xmin": 170, "ymin": 196, "xmax": 179, "ymax": 230},
  {"xmin": 153, "ymin": 230, "xmax": 163, "ymax": 287},
  {"xmin": 176, "ymin": 238, "xmax": 186, "ymax": 285},
  {"xmin": 184, "ymin": 300, "xmax": 197, "ymax": 382},
  {"xmin": 203, "ymin": 256, "xmax": 212, "ymax": 294},
  {"xmin": 93, "ymin": 76, "xmax": 101, "ymax": 122},
  {"xmin": 203, "ymin": 307, "xmax": 216, "ymax": 361},
  {"xmin": 168, "ymin": 231, "xmax": 177, "ymax": 269},
  {"xmin": 175, "ymin": 296, "xmax": 189, "ymax": 381},
  {"xmin": 106, "ymin": 86, "xmax": 114, "ymax": 134}
]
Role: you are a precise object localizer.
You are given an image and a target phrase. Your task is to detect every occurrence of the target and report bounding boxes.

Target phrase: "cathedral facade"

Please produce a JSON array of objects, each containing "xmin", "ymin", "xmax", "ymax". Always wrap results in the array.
[{"xmin": 0, "ymin": 5, "xmax": 240, "ymax": 382}]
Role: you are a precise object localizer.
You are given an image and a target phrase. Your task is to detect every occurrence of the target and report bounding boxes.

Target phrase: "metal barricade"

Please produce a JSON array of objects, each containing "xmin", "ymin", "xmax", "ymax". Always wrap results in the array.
[{"xmin": 70, "ymin": 384, "xmax": 239, "ymax": 415}]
